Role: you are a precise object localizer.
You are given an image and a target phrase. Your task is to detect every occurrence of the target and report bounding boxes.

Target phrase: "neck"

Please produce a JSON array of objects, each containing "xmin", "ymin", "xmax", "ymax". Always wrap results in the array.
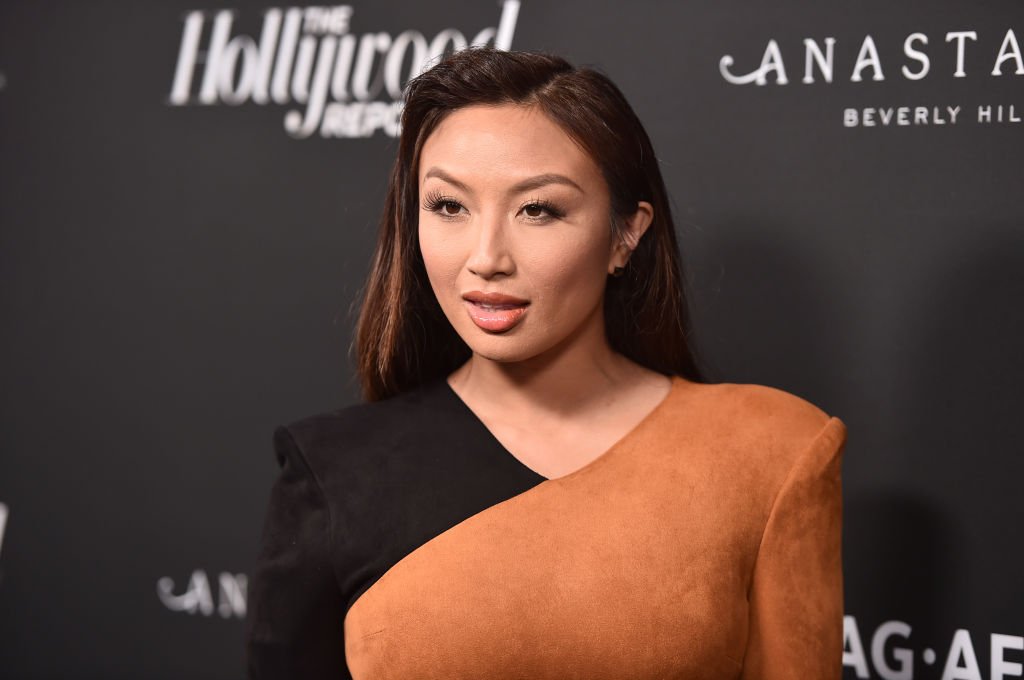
[{"xmin": 447, "ymin": 311, "xmax": 646, "ymax": 417}]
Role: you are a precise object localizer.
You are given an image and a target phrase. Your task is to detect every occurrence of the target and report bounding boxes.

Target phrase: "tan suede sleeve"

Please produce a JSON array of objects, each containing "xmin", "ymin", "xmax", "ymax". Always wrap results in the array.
[{"xmin": 740, "ymin": 416, "xmax": 847, "ymax": 679}]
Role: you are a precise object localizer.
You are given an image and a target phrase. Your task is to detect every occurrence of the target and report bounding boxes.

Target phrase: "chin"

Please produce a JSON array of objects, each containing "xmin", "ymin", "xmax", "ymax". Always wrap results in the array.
[
  {"xmin": 464, "ymin": 342, "xmax": 536, "ymax": 364},
  {"xmin": 458, "ymin": 330, "xmax": 548, "ymax": 365}
]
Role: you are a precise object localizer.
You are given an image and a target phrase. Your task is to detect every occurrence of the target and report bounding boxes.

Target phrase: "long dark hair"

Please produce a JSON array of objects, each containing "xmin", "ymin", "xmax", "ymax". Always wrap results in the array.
[{"xmin": 353, "ymin": 46, "xmax": 705, "ymax": 401}]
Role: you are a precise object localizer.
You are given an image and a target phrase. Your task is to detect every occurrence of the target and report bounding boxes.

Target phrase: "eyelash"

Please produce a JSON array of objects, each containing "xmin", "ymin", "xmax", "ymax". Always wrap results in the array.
[{"xmin": 421, "ymin": 191, "xmax": 565, "ymax": 222}]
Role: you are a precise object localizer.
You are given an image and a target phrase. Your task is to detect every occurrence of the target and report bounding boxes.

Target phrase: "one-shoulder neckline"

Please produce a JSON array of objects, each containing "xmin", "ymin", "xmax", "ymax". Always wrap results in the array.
[{"xmin": 438, "ymin": 375, "xmax": 684, "ymax": 482}]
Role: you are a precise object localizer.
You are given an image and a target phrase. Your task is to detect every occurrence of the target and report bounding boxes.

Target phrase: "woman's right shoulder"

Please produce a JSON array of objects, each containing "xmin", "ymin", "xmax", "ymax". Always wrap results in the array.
[{"xmin": 270, "ymin": 379, "xmax": 450, "ymax": 477}]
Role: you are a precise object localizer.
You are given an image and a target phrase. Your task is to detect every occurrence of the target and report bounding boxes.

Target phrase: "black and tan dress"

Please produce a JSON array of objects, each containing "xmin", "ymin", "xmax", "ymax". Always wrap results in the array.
[{"xmin": 244, "ymin": 374, "xmax": 847, "ymax": 679}]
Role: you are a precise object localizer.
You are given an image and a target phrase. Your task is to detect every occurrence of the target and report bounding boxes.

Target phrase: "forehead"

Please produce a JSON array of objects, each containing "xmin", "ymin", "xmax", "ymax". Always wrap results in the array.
[{"xmin": 417, "ymin": 104, "xmax": 601, "ymax": 188}]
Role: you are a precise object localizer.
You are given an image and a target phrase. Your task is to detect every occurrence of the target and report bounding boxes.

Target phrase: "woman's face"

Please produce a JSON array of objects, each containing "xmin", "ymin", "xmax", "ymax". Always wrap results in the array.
[{"xmin": 417, "ymin": 103, "xmax": 646, "ymax": 365}]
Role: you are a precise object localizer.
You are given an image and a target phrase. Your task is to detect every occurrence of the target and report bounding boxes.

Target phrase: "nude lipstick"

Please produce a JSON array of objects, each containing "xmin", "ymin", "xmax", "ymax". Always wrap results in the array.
[{"xmin": 462, "ymin": 291, "xmax": 530, "ymax": 333}]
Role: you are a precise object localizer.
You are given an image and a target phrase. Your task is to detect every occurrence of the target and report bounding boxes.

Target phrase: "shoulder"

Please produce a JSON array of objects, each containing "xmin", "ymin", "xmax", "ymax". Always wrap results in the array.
[
  {"xmin": 691, "ymin": 380, "xmax": 834, "ymax": 432},
  {"xmin": 273, "ymin": 379, "xmax": 452, "ymax": 477},
  {"xmin": 677, "ymin": 378, "xmax": 847, "ymax": 474}
]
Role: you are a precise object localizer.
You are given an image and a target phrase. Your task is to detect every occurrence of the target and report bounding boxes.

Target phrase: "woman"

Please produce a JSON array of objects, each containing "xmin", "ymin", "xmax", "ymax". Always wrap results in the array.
[{"xmin": 245, "ymin": 46, "xmax": 847, "ymax": 680}]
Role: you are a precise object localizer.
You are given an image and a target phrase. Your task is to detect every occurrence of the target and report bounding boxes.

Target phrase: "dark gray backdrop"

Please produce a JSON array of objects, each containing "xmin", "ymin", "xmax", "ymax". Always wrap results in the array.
[{"xmin": 1, "ymin": 1, "xmax": 1021, "ymax": 678}]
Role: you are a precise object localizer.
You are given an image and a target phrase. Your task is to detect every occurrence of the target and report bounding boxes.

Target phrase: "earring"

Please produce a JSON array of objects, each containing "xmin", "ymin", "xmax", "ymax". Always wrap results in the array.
[{"xmin": 611, "ymin": 265, "xmax": 625, "ymax": 277}]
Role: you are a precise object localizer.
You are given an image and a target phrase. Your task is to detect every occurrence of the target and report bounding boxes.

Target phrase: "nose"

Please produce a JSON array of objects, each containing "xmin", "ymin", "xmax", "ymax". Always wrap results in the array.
[{"xmin": 465, "ymin": 212, "xmax": 515, "ymax": 279}]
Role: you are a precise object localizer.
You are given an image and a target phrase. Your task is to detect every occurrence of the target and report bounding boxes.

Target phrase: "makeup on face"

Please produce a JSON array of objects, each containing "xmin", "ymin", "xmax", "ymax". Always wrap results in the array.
[
  {"xmin": 417, "ymin": 104, "xmax": 616, "ymax": 364},
  {"xmin": 462, "ymin": 290, "xmax": 530, "ymax": 333}
]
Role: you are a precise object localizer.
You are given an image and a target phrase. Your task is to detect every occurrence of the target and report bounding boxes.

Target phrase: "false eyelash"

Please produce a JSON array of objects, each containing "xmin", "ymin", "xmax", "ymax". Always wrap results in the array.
[
  {"xmin": 520, "ymin": 198, "xmax": 565, "ymax": 220},
  {"xmin": 421, "ymin": 190, "xmax": 566, "ymax": 222},
  {"xmin": 422, "ymin": 190, "xmax": 460, "ymax": 213}
]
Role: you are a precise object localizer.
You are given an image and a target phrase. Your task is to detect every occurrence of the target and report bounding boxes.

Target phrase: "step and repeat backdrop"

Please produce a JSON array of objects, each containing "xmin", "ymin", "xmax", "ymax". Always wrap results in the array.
[{"xmin": 1, "ymin": 1, "xmax": 1021, "ymax": 678}]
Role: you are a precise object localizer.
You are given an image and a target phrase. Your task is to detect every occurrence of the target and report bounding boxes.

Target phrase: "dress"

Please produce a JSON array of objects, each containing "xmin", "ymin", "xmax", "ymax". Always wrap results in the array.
[{"xmin": 244, "ymin": 374, "xmax": 847, "ymax": 680}]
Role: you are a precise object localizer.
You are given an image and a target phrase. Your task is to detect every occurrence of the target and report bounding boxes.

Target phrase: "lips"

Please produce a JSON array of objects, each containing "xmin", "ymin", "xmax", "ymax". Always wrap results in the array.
[{"xmin": 462, "ymin": 291, "xmax": 530, "ymax": 333}]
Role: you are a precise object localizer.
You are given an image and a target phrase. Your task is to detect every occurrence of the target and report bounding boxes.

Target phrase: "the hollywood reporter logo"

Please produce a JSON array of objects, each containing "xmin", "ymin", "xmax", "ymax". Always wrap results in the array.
[{"xmin": 168, "ymin": 2, "xmax": 521, "ymax": 139}]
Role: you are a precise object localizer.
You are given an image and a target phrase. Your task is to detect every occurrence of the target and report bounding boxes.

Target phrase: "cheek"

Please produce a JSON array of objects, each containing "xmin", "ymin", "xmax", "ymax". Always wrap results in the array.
[
  {"xmin": 517, "ymin": 229, "xmax": 611, "ymax": 304},
  {"xmin": 418, "ymin": 223, "xmax": 462, "ymax": 288}
]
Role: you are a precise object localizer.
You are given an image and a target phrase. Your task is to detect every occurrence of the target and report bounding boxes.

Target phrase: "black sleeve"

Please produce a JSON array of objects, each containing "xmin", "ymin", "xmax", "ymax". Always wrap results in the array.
[{"xmin": 245, "ymin": 425, "xmax": 352, "ymax": 679}]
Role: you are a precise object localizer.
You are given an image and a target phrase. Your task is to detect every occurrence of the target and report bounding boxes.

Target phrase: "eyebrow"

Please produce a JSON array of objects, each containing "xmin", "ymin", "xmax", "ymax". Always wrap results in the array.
[{"xmin": 422, "ymin": 167, "xmax": 584, "ymax": 195}]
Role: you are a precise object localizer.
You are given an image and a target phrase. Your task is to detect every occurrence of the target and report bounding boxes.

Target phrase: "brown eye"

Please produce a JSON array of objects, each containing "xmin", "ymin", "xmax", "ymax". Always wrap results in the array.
[
  {"xmin": 524, "ymin": 204, "xmax": 545, "ymax": 218},
  {"xmin": 443, "ymin": 201, "xmax": 461, "ymax": 215}
]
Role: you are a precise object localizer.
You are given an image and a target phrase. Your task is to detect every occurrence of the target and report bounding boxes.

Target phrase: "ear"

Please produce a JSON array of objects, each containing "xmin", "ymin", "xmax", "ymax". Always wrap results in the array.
[{"xmin": 608, "ymin": 201, "xmax": 654, "ymax": 273}]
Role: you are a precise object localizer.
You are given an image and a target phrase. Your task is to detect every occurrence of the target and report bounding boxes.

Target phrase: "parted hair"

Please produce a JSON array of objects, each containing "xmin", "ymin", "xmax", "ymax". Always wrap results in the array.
[{"xmin": 352, "ymin": 46, "xmax": 705, "ymax": 401}]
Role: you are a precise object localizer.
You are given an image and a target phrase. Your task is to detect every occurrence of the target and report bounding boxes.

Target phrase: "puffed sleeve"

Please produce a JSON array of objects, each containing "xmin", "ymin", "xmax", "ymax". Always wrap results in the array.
[
  {"xmin": 739, "ymin": 416, "xmax": 847, "ymax": 680},
  {"xmin": 245, "ymin": 425, "xmax": 352, "ymax": 679}
]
